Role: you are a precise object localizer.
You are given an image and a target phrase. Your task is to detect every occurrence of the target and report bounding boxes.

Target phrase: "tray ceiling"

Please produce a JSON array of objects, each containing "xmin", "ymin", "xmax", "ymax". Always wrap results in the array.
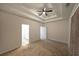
[{"xmin": 0, "ymin": 3, "xmax": 75, "ymax": 23}]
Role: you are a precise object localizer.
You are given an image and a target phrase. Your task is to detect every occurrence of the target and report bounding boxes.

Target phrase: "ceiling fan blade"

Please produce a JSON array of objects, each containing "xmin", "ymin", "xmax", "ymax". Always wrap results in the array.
[
  {"xmin": 37, "ymin": 8, "xmax": 44, "ymax": 12},
  {"xmin": 46, "ymin": 10, "xmax": 52, "ymax": 12}
]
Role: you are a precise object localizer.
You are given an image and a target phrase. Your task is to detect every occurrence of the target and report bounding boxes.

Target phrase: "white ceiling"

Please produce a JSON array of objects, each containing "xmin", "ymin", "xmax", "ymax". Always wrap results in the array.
[{"xmin": 0, "ymin": 3, "xmax": 76, "ymax": 23}]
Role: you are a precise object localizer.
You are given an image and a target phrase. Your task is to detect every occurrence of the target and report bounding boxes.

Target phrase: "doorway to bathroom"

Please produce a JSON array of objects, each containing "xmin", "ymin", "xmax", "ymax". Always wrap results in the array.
[
  {"xmin": 40, "ymin": 26, "xmax": 47, "ymax": 40},
  {"xmin": 22, "ymin": 24, "xmax": 29, "ymax": 46}
]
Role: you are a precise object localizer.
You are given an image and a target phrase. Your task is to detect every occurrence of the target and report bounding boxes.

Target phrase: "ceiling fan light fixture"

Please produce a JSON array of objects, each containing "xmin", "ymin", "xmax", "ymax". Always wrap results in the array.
[{"xmin": 37, "ymin": 8, "xmax": 53, "ymax": 16}]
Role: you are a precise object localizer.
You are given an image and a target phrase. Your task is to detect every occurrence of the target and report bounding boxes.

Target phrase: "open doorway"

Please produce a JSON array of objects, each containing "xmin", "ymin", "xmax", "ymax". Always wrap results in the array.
[
  {"xmin": 22, "ymin": 24, "xmax": 29, "ymax": 46},
  {"xmin": 40, "ymin": 26, "xmax": 47, "ymax": 40}
]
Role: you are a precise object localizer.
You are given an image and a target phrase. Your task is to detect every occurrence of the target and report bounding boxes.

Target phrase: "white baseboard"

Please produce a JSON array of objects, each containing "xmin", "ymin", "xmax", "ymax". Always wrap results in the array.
[
  {"xmin": 48, "ymin": 39, "xmax": 68, "ymax": 44},
  {"xmin": 0, "ymin": 46, "xmax": 20, "ymax": 55}
]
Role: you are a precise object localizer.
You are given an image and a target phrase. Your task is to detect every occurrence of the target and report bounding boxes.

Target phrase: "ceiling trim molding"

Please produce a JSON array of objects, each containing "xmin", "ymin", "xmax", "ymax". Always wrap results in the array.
[
  {"xmin": 44, "ymin": 17, "xmax": 63, "ymax": 23},
  {"xmin": 0, "ymin": 5, "xmax": 44, "ymax": 23},
  {"xmin": 0, "ymin": 9, "xmax": 44, "ymax": 23},
  {"xmin": 69, "ymin": 4, "xmax": 79, "ymax": 19},
  {"xmin": 0, "ymin": 7, "xmax": 63, "ymax": 23},
  {"xmin": 20, "ymin": 5, "xmax": 44, "ymax": 21},
  {"xmin": 40, "ymin": 15, "xmax": 57, "ymax": 20},
  {"xmin": 8, "ymin": 5, "xmax": 44, "ymax": 22},
  {"xmin": 0, "ymin": 5, "xmax": 63, "ymax": 23},
  {"xmin": 0, "ymin": 4, "xmax": 75, "ymax": 24}
]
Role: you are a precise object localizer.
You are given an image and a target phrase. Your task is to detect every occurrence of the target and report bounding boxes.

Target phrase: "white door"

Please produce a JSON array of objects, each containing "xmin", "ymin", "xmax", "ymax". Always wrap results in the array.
[
  {"xmin": 40, "ymin": 26, "xmax": 46, "ymax": 40},
  {"xmin": 22, "ymin": 24, "xmax": 29, "ymax": 46}
]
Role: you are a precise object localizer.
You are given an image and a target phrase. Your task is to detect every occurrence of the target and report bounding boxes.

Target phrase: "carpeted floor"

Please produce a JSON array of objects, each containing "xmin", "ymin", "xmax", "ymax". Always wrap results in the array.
[{"xmin": 1, "ymin": 40, "xmax": 68, "ymax": 56}]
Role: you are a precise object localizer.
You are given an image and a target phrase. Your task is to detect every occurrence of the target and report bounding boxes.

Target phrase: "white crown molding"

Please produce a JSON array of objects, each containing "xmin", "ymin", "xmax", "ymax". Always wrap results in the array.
[
  {"xmin": 0, "ymin": 5, "xmax": 63, "ymax": 23},
  {"xmin": 69, "ymin": 4, "xmax": 79, "ymax": 19},
  {"xmin": 0, "ymin": 4, "xmax": 74, "ymax": 23},
  {"xmin": 44, "ymin": 17, "xmax": 63, "ymax": 23},
  {"xmin": 0, "ymin": 5, "xmax": 44, "ymax": 23},
  {"xmin": 40, "ymin": 15, "xmax": 57, "ymax": 20}
]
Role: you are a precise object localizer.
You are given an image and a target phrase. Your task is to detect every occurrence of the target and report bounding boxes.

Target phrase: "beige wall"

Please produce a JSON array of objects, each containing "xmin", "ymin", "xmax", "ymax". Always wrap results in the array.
[
  {"xmin": 0, "ymin": 11, "xmax": 41, "ymax": 54},
  {"xmin": 0, "ymin": 10, "xmax": 69, "ymax": 54},
  {"xmin": 46, "ymin": 20, "xmax": 69, "ymax": 44}
]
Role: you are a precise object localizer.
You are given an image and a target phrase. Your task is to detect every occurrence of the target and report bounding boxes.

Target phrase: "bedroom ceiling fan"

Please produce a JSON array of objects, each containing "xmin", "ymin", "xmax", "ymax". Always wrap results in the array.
[{"xmin": 37, "ymin": 8, "xmax": 53, "ymax": 16}]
